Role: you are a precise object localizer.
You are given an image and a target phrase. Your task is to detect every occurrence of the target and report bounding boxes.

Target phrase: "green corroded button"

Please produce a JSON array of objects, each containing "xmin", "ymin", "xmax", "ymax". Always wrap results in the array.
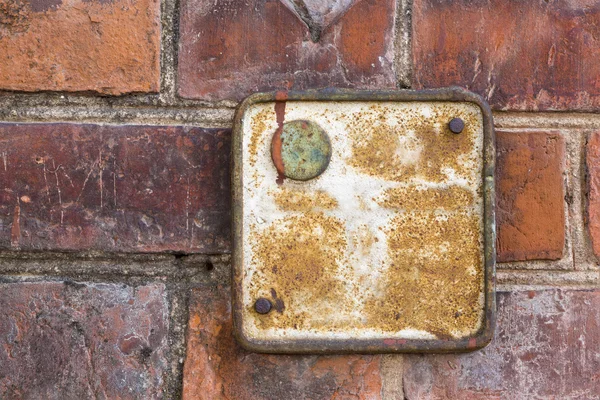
[{"xmin": 271, "ymin": 120, "xmax": 331, "ymax": 181}]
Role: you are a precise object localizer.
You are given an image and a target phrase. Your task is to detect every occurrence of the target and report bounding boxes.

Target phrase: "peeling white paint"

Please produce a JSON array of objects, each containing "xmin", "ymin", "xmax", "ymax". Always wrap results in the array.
[{"xmin": 239, "ymin": 100, "xmax": 486, "ymax": 342}]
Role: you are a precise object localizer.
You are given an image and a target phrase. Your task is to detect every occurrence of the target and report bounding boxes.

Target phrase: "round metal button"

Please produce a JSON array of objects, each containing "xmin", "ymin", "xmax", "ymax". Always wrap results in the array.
[
  {"xmin": 448, "ymin": 117, "xmax": 465, "ymax": 134},
  {"xmin": 271, "ymin": 120, "xmax": 331, "ymax": 181},
  {"xmin": 254, "ymin": 298, "xmax": 272, "ymax": 314}
]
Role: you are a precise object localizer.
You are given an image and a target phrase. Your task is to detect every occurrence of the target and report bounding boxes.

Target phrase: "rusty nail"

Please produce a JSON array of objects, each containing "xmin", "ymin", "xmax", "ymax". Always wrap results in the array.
[
  {"xmin": 448, "ymin": 118, "xmax": 465, "ymax": 134},
  {"xmin": 254, "ymin": 298, "xmax": 272, "ymax": 314}
]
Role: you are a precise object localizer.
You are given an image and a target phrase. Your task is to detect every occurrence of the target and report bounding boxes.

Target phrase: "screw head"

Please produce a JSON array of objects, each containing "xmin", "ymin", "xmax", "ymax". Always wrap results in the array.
[
  {"xmin": 254, "ymin": 298, "xmax": 272, "ymax": 314},
  {"xmin": 448, "ymin": 118, "xmax": 465, "ymax": 134}
]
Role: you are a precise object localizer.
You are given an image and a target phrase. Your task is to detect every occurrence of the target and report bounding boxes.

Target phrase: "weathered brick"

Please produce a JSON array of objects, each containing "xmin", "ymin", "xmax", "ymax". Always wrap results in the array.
[
  {"xmin": 413, "ymin": 0, "xmax": 600, "ymax": 111},
  {"xmin": 586, "ymin": 131, "xmax": 600, "ymax": 258},
  {"xmin": 496, "ymin": 131, "xmax": 565, "ymax": 262},
  {"xmin": 0, "ymin": 281, "xmax": 168, "ymax": 399},
  {"xmin": 0, "ymin": 123, "xmax": 230, "ymax": 253},
  {"xmin": 0, "ymin": 0, "xmax": 160, "ymax": 94},
  {"xmin": 183, "ymin": 285, "xmax": 383, "ymax": 399},
  {"xmin": 178, "ymin": 0, "xmax": 396, "ymax": 101},
  {"xmin": 403, "ymin": 289, "xmax": 600, "ymax": 399}
]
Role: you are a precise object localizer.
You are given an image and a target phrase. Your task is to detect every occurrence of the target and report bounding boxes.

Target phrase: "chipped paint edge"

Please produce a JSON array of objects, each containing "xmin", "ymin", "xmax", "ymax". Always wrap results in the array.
[{"xmin": 231, "ymin": 87, "xmax": 496, "ymax": 354}]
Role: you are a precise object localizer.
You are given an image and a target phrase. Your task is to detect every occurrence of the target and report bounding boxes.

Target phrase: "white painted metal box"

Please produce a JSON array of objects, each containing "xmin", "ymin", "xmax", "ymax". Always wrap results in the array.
[{"xmin": 232, "ymin": 88, "xmax": 495, "ymax": 353}]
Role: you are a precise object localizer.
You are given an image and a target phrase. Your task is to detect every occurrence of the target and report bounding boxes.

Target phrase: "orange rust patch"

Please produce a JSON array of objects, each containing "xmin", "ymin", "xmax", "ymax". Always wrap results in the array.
[
  {"xmin": 248, "ymin": 108, "xmax": 273, "ymax": 168},
  {"xmin": 270, "ymin": 127, "xmax": 284, "ymax": 178},
  {"xmin": 241, "ymin": 100, "xmax": 487, "ymax": 343},
  {"xmin": 348, "ymin": 119, "xmax": 417, "ymax": 182},
  {"xmin": 350, "ymin": 224, "xmax": 378, "ymax": 257},
  {"xmin": 347, "ymin": 104, "xmax": 480, "ymax": 183},
  {"xmin": 365, "ymin": 210, "xmax": 483, "ymax": 338},
  {"xmin": 249, "ymin": 213, "xmax": 350, "ymax": 331},
  {"xmin": 273, "ymin": 188, "xmax": 338, "ymax": 212},
  {"xmin": 376, "ymin": 186, "xmax": 475, "ymax": 210},
  {"xmin": 273, "ymin": 100, "xmax": 287, "ymax": 184}
]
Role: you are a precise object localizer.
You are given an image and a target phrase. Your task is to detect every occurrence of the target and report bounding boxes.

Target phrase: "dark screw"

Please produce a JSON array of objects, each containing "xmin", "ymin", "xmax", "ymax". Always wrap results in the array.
[
  {"xmin": 254, "ymin": 298, "xmax": 272, "ymax": 314},
  {"xmin": 448, "ymin": 118, "xmax": 465, "ymax": 134}
]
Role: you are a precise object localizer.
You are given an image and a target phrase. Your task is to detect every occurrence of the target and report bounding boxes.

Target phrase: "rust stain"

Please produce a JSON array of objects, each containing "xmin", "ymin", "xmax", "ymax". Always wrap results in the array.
[
  {"xmin": 249, "ymin": 212, "xmax": 351, "ymax": 331},
  {"xmin": 270, "ymin": 288, "xmax": 285, "ymax": 313},
  {"xmin": 364, "ymin": 210, "xmax": 483, "ymax": 338},
  {"xmin": 272, "ymin": 98, "xmax": 287, "ymax": 185},
  {"xmin": 238, "ymin": 96, "xmax": 489, "ymax": 348},
  {"xmin": 273, "ymin": 188, "xmax": 338, "ymax": 212},
  {"xmin": 376, "ymin": 186, "xmax": 475, "ymax": 210},
  {"xmin": 347, "ymin": 104, "xmax": 479, "ymax": 184},
  {"xmin": 350, "ymin": 224, "xmax": 378, "ymax": 257},
  {"xmin": 248, "ymin": 108, "xmax": 272, "ymax": 168},
  {"xmin": 248, "ymin": 209, "xmax": 483, "ymax": 336},
  {"xmin": 275, "ymin": 91, "xmax": 289, "ymax": 102}
]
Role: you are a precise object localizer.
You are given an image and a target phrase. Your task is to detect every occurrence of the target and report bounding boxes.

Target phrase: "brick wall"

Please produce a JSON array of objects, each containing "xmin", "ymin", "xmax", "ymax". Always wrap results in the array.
[{"xmin": 0, "ymin": 0, "xmax": 599, "ymax": 398}]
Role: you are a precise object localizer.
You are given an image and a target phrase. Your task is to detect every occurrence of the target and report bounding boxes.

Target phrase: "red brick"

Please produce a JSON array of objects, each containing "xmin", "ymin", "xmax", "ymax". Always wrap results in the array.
[
  {"xmin": 496, "ymin": 131, "xmax": 565, "ymax": 262},
  {"xmin": 403, "ymin": 289, "xmax": 600, "ymax": 399},
  {"xmin": 0, "ymin": 0, "xmax": 160, "ymax": 94},
  {"xmin": 0, "ymin": 123, "xmax": 230, "ymax": 253},
  {"xmin": 178, "ymin": 0, "xmax": 396, "ymax": 101},
  {"xmin": 183, "ymin": 284, "xmax": 383, "ymax": 399},
  {"xmin": 0, "ymin": 281, "xmax": 168, "ymax": 399},
  {"xmin": 413, "ymin": 0, "xmax": 600, "ymax": 111},
  {"xmin": 586, "ymin": 131, "xmax": 600, "ymax": 258}
]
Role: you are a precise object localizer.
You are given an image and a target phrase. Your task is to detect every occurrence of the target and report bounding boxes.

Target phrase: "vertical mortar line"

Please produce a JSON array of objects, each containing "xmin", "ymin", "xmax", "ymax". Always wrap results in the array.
[
  {"xmin": 569, "ymin": 129, "xmax": 598, "ymax": 271},
  {"xmin": 381, "ymin": 354, "xmax": 405, "ymax": 399},
  {"xmin": 159, "ymin": 0, "xmax": 181, "ymax": 104},
  {"xmin": 164, "ymin": 279, "xmax": 192, "ymax": 399},
  {"xmin": 561, "ymin": 128, "xmax": 576, "ymax": 270},
  {"xmin": 573, "ymin": 130, "xmax": 598, "ymax": 270},
  {"xmin": 395, "ymin": 0, "xmax": 413, "ymax": 88}
]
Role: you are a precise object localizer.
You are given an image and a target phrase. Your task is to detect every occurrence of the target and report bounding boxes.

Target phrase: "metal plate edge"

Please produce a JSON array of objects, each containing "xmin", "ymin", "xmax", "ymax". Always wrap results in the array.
[{"xmin": 231, "ymin": 87, "xmax": 496, "ymax": 354}]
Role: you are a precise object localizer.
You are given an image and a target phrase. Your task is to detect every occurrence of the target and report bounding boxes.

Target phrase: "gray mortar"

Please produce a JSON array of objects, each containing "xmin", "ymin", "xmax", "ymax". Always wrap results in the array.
[{"xmin": 395, "ymin": 0, "xmax": 413, "ymax": 88}]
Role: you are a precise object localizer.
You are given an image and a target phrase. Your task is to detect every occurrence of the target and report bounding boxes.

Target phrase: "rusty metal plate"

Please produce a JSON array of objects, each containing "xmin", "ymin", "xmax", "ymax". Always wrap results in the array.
[{"xmin": 232, "ymin": 88, "xmax": 495, "ymax": 353}]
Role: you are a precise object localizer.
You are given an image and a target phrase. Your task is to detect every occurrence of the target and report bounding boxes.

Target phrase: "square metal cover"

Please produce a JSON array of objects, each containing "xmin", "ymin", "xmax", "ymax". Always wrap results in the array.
[{"xmin": 232, "ymin": 88, "xmax": 495, "ymax": 353}]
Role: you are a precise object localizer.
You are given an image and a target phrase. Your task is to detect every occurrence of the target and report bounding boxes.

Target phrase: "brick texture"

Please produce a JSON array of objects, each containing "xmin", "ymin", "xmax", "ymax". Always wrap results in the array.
[
  {"xmin": 413, "ymin": 0, "xmax": 600, "ymax": 111},
  {"xmin": 0, "ymin": 281, "xmax": 168, "ymax": 399},
  {"xmin": 0, "ymin": 123, "xmax": 569, "ymax": 259},
  {"xmin": 183, "ymin": 285, "xmax": 383, "ymax": 399},
  {"xmin": 586, "ymin": 131, "xmax": 600, "ymax": 258},
  {"xmin": 403, "ymin": 289, "xmax": 600, "ymax": 399},
  {"xmin": 0, "ymin": 0, "xmax": 160, "ymax": 94},
  {"xmin": 177, "ymin": 0, "xmax": 396, "ymax": 101},
  {"xmin": 496, "ymin": 131, "xmax": 565, "ymax": 262},
  {"xmin": 0, "ymin": 123, "xmax": 231, "ymax": 253}
]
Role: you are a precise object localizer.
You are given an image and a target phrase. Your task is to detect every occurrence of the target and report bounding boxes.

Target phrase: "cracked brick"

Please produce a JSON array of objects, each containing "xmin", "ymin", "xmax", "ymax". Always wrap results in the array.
[
  {"xmin": 0, "ymin": 281, "xmax": 169, "ymax": 399},
  {"xmin": 413, "ymin": 0, "xmax": 600, "ymax": 111},
  {"xmin": 0, "ymin": 123, "xmax": 231, "ymax": 253},
  {"xmin": 403, "ymin": 289, "xmax": 600, "ymax": 399},
  {"xmin": 177, "ymin": 0, "xmax": 397, "ymax": 101}
]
